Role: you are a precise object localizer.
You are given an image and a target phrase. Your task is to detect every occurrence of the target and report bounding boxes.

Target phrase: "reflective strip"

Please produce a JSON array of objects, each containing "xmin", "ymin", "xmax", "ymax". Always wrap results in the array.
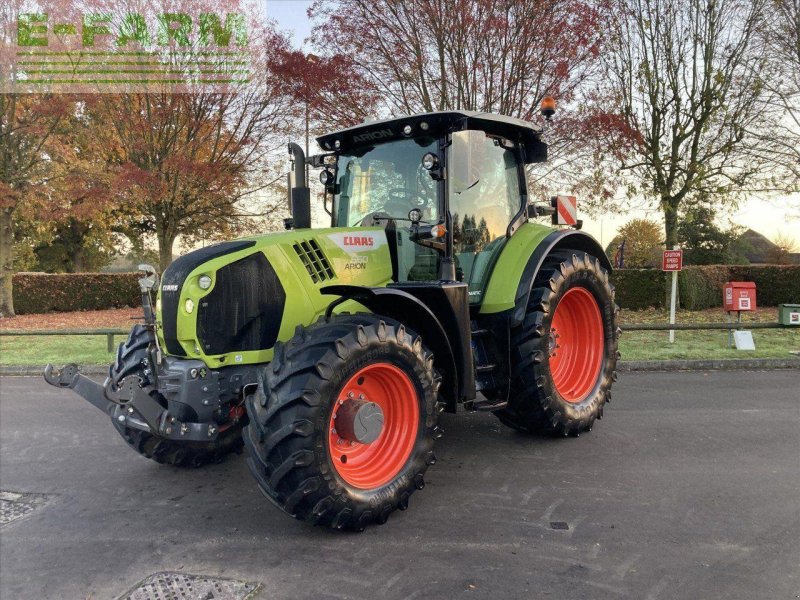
[{"xmin": 556, "ymin": 195, "xmax": 577, "ymax": 225}]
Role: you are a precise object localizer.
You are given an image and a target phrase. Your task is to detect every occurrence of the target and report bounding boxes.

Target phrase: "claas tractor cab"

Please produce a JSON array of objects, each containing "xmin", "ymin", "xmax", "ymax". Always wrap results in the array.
[{"xmin": 45, "ymin": 103, "xmax": 619, "ymax": 530}]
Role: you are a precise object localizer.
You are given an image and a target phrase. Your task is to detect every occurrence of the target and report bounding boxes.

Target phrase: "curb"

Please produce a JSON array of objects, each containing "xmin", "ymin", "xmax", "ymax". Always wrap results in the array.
[
  {"xmin": 617, "ymin": 358, "xmax": 800, "ymax": 371},
  {"xmin": 3, "ymin": 359, "xmax": 799, "ymax": 378}
]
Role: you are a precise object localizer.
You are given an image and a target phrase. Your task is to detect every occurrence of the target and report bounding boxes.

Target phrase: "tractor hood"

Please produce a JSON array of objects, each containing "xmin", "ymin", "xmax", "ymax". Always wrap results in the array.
[{"xmin": 155, "ymin": 228, "xmax": 393, "ymax": 367}]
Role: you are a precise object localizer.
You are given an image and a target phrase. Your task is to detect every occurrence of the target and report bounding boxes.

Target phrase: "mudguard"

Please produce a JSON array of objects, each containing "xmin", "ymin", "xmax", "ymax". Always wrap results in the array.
[
  {"xmin": 480, "ymin": 223, "xmax": 611, "ymax": 325},
  {"xmin": 322, "ymin": 283, "xmax": 473, "ymax": 411},
  {"xmin": 510, "ymin": 229, "xmax": 612, "ymax": 326}
]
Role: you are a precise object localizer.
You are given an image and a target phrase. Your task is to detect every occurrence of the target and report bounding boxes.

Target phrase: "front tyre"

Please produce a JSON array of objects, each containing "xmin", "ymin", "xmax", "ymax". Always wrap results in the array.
[
  {"xmin": 244, "ymin": 315, "xmax": 440, "ymax": 530},
  {"xmin": 109, "ymin": 324, "xmax": 245, "ymax": 467},
  {"xmin": 495, "ymin": 250, "xmax": 619, "ymax": 436}
]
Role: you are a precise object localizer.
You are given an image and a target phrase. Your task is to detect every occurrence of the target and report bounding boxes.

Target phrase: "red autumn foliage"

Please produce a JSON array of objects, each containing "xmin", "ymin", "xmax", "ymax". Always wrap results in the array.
[
  {"xmin": 308, "ymin": 0, "xmax": 612, "ymax": 119},
  {"xmin": 270, "ymin": 49, "xmax": 380, "ymax": 130}
]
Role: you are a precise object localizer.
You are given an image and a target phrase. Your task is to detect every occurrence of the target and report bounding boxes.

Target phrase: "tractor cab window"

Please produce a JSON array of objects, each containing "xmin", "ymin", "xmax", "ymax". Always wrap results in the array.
[
  {"xmin": 449, "ymin": 131, "xmax": 522, "ymax": 303},
  {"xmin": 334, "ymin": 137, "xmax": 441, "ymax": 281},
  {"xmin": 334, "ymin": 137, "xmax": 439, "ymax": 227}
]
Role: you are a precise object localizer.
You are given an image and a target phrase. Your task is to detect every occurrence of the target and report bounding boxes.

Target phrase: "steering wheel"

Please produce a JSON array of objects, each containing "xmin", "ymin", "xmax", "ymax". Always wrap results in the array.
[{"xmin": 384, "ymin": 188, "xmax": 431, "ymax": 214}]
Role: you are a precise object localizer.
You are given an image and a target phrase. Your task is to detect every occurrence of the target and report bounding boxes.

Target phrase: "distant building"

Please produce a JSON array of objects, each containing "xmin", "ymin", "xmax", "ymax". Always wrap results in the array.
[{"xmin": 740, "ymin": 229, "xmax": 800, "ymax": 264}]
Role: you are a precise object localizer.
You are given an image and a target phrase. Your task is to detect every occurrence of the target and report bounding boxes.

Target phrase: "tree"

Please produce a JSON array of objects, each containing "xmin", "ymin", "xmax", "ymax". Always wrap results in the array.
[
  {"xmin": 758, "ymin": 0, "xmax": 800, "ymax": 187},
  {"xmin": 767, "ymin": 231, "xmax": 800, "ymax": 264},
  {"xmin": 311, "ymin": 0, "xmax": 606, "ymax": 117},
  {"xmin": 677, "ymin": 204, "xmax": 748, "ymax": 264},
  {"xmin": 602, "ymin": 0, "xmax": 782, "ymax": 249},
  {"xmin": 35, "ymin": 219, "xmax": 117, "ymax": 272},
  {"xmin": 605, "ymin": 218, "xmax": 663, "ymax": 268},
  {"xmin": 92, "ymin": 91, "xmax": 290, "ymax": 270},
  {"xmin": 0, "ymin": 94, "xmax": 70, "ymax": 316},
  {"xmin": 309, "ymin": 0, "xmax": 613, "ymax": 199},
  {"xmin": 271, "ymin": 50, "xmax": 379, "ymax": 133}
]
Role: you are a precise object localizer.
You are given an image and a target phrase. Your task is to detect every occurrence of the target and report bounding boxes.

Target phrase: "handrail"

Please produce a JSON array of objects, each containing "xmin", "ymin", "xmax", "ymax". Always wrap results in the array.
[
  {"xmin": 0, "ymin": 328, "xmax": 129, "ymax": 335},
  {"xmin": 620, "ymin": 322, "xmax": 792, "ymax": 331},
  {"xmin": 0, "ymin": 328, "xmax": 130, "ymax": 352}
]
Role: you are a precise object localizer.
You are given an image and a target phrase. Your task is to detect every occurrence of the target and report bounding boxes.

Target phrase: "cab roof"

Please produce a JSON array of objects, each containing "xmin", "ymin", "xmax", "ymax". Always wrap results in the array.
[{"xmin": 316, "ymin": 111, "xmax": 547, "ymax": 163}]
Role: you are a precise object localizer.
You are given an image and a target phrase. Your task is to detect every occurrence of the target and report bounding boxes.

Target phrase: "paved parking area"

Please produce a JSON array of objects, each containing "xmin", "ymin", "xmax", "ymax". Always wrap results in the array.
[{"xmin": 0, "ymin": 371, "xmax": 798, "ymax": 600}]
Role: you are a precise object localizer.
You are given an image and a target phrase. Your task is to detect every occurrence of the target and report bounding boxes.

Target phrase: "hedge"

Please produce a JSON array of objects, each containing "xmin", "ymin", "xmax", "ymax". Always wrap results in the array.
[
  {"xmin": 608, "ymin": 269, "xmax": 669, "ymax": 310},
  {"xmin": 727, "ymin": 266, "xmax": 800, "ymax": 307},
  {"xmin": 13, "ymin": 272, "xmax": 140, "ymax": 314},
  {"xmin": 611, "ymin": 265, "xmax": 800, "ymax": 311},
  {"xmin": 678, "ymin": 266, "xmax": 731, "ymax": 310}
]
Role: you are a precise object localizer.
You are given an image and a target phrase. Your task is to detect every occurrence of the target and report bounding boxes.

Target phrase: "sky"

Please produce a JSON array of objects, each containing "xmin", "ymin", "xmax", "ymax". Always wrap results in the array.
[
  {"xmin": 263, "ymin": 0, "xmax": 800, "ymax": 249},
  {"xmin": 265, "ymin": 0, "xmax": 314, "ymax": 47}
]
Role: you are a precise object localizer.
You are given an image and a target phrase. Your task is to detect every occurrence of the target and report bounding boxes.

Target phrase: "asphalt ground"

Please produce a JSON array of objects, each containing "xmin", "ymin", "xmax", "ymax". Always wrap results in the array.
[{"xmin": 0, "ymin": 371, "xmax": 798, "ymax": 600}]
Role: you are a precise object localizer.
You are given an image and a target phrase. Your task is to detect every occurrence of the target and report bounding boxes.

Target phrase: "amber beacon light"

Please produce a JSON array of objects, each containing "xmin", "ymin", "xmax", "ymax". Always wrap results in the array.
[{"xmin": 540, "ymin": 96, "xmax": 556, "ymax": 119}]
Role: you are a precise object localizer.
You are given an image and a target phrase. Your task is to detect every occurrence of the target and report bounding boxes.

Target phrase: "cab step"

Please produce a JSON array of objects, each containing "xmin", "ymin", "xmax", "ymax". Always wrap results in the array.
[{"xmin": 469, "ymin": 397, "xmax": 508, "ymax": 411}]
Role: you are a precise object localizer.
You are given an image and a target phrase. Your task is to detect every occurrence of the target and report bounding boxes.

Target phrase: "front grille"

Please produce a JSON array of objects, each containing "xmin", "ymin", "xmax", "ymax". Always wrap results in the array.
[
  {"xmin": 160, "ymin": 240, "xmax": 256, "ymax": 356},
  {"xmin": 293, "ymin": 239, "xmax": 334, "ymax": 283},
  {"xmin": 197, "ymin": 252, "xmax": 285, "ymax": 355}
]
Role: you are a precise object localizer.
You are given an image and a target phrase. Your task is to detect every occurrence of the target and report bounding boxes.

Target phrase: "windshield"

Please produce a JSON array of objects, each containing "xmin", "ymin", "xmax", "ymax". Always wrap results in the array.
[{"xmin": 334, "ymin": 137, "xmax": 439, "ymax": 226}]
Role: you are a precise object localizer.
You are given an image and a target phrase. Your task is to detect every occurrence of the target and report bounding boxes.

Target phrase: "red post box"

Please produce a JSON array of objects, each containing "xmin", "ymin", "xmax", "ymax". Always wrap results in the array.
[{"xmin": 723, "ymin": 282, "xmax": 757, "ymax": 312}]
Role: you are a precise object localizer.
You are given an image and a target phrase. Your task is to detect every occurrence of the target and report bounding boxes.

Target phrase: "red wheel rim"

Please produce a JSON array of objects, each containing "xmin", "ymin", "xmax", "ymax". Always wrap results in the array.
[
  {"xmin": 328, "ymin": 363, "xmax": 419, "ymax": 489},
  {"xmin": 549, "ymin": 287, "xmax": 604, "ymax": 403}
]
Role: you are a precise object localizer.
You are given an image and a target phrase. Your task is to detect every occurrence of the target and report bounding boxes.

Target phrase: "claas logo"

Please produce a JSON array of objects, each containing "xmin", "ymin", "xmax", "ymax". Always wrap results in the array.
[{"xmin": 343, "ymin": 236, "xmax": 374, "ymax": 247}]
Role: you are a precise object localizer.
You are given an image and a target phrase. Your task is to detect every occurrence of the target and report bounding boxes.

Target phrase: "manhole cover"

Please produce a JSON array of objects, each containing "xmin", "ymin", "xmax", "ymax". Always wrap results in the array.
[
  {"xmin": 119, "ymin": 572, "xmax": 260, "ymax": 600},
  {"xmin": 0, "ymin": 491, "xmax": 52, "ymax": 526}
]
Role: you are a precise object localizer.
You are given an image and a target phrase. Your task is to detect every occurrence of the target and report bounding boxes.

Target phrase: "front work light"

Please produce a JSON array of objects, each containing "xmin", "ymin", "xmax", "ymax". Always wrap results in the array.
[
  {"xmin": 319, "ymin": 169, "xmax": 334, "ymax": 185},
  {"xmin": 421, "ymin": 152, "xmax": 439, "ymax": 170}
]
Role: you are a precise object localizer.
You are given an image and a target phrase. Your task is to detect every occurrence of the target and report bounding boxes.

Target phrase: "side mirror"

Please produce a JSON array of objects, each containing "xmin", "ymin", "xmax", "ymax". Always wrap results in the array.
[
  {"xmin": 137, "ymin": 264, "xmax": 158, "ymax": 292},
  {"xmin": 450, "ymin": 130, "xmax": 485, "ymax": 194}
]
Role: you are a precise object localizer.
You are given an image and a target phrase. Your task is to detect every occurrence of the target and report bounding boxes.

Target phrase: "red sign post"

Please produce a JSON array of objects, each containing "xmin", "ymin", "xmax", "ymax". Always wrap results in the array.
[
  {"xmin": 662, "ymin": 248, "xmax": 683, "ymax": 342},
  {"xmin": 662, "ymin": 249, "xmax": 683, "ymax": 271}
]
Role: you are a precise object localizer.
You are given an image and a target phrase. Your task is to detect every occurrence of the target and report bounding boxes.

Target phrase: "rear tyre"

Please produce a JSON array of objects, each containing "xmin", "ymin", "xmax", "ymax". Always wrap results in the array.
[
  {"xmin": 494, "ymin": 250, "xmax": 619, "ymax": 436},
  {"xmin": 244, "ymin": 315, "xmax": 440, "ymax": 530},
  {"xmin": 109, "ymin": 325, "xmax": 245, "ymax": 467}
]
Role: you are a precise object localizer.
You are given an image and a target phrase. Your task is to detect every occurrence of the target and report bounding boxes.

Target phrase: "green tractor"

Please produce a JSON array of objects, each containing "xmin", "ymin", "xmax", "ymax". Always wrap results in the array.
[{"xmin": 45, "ymin": 106, "xmax": 619, "ymax": 530}]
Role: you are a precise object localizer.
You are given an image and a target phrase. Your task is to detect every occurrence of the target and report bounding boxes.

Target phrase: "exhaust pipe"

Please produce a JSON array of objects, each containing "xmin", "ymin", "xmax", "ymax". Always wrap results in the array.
[{"xmin": 287, "ymin": 142, "xmax": 311, "ymax": 229}]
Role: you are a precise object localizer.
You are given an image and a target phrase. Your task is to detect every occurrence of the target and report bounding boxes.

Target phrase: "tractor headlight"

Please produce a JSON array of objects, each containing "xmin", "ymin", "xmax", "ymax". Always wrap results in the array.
[
  {"xmin": 155, "ymin": 298, "xmax": 161, "ymax": 312},
  {"xmin": 402, "ymin": 124, "xmax": 413, "ymax": 137},
  {"xmin": 419, "ymin": 121, "xmax": 429, "ymax": 131},
  {"xmin": 421, "ymin": 152, "xmax": 439, "ymax": 170},
  {"xmin": 184, "ymin": 298, "xmax": 194, "ymax": 314},
  {"xmin": 319, "ymin": 169, "xmax": 334, "ymax": 185},
  {"xmin": 334, "ymin": 139, "xmax": 341, "ymax": 149},
  {"xmin": 198, "ymin": 275, "xmax": 212, "ymax": 290}
]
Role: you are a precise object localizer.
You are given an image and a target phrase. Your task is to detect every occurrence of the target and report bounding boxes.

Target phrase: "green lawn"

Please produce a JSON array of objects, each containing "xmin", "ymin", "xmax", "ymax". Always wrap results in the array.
[
  {"xmin": 620, "ymin": 328, "xmax": 800, "ymax": 361},
  {"xmin": 0, "ymin": 335, "xmax": 115, "ymax": 367},
  {"xmin": 1, "ymin": 326, "xmax": 798, "ymax": 366}
]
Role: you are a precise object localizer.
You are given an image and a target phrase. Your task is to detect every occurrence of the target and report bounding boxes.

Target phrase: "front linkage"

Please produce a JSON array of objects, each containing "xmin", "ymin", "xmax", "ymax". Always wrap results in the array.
[
  {"xmin": 43, "ymin": 265, "xmax": 251, "ymax": 462},
  {"xmin": 43, "ymin": 362, "xmax": 222, "ymax": 443}
]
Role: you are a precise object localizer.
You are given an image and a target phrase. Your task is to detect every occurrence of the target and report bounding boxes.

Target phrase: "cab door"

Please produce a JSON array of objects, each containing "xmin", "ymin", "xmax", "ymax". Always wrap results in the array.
[{"xmin": 448, "ymin": 131, "xmax": 525, "ymax": 304}]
